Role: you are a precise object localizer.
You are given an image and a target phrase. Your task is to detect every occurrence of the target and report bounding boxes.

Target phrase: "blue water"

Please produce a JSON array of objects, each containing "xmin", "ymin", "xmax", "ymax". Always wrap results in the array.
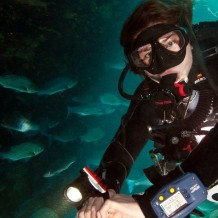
[{"xmin": 0, "ymin": 0, "xmax": 217, "ymax": 217}]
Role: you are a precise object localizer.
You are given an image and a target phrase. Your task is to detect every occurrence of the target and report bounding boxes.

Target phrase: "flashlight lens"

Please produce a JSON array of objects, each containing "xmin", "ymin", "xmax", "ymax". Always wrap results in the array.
[{"xmin": 66, "ymin": 187, "xmax": 82, "ymax": 202}]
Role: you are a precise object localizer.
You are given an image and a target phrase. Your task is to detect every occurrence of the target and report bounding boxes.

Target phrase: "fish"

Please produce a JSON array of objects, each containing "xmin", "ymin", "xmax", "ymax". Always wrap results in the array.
[
  {"xmin": 104, "ymin": 61, "xmax": 126, "ymax": 71},
  {"xmin": 67, "ymin": 102, "xmax": 115, "ymax": 116},
  {"xmin": 72, "ymin": 93, "xmax": 94, "ymax": 104},
  {"xmin": 81, "ymin": 127, "xmax": 105, "ymax": 143},
  {"xmin": 99, "ymin": 93, "xmax": 129, "ymax": 107},
  {"xmin": 126, "ymin": 176, "xmax": 152, "ymax": 193},
  {"xmin": 1, "ymin": 113, "xmax": 39, "ymax": 133},
  {"xmin": 38, "ymin": 76, "xmax": 78, "ymax": 95},
  {"xmin": 0, "ymin": 74, "xmax": 38, "ymax": 93},
  {"xmin": 43, "ymin": 157, "xmax": 76, "ymax": 178},
  {"xmin": 48, "ymin": 116, "xmax": 87, "ymax": 143},
  {"xmin": 0, "ymin": 142, "xmax": 44, "ymax": 161}
]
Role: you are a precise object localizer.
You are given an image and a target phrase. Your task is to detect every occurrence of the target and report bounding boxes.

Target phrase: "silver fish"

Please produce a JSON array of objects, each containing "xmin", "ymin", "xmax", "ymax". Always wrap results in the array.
[
  {"xmin": 38, "ymin": 76, "xmax": 78, "ymax": 95},
  {"xmin": 48, "ymin": 116, "xmax": 86, "ymax": 142},
  {"xmin": 81, "ymin": 127, "xmax": 105, "ymax": 143},
  {"xmin": 1, "ymin": 114, "xmax": 39, "ymax": 133},
  {"xmin": 99, "ymin": 92, "xmax": 129, "ymax": 107},
  {"xmin": 67, "ymin": 102, "xmax": 115, "ymax": 116},
  {"xmin": 0, "ymin": 74, "xmax": 38, "ymax": 93},
  {"xmin": 43, "ymin": 157, "xmax": 76, "ymax": 178},
  {"xmin": 0, "ymin": 142, "xmax": 44, "ymax": 161}
]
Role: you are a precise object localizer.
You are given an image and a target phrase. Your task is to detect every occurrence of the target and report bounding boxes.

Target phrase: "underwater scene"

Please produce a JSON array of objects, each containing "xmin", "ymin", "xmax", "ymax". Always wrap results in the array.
[{"xmin": 0, "ymin": 0, "xmax": 217, "ymax": 217}]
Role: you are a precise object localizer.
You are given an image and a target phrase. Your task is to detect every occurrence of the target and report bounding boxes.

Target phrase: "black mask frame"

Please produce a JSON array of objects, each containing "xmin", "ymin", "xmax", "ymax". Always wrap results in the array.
[{"xmin": 128, "ymin": 24, "xmax": 189, "ymax": 75}]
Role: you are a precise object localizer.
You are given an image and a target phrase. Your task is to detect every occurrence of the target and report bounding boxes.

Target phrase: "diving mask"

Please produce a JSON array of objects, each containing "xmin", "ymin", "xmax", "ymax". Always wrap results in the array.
[{"xmin": 128, "ymin": 24, "xmax": 189, "ymax": 74}]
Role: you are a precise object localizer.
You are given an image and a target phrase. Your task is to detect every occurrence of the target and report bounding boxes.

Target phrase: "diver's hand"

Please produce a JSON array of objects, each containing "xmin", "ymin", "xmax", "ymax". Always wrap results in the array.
[
  {"xmin": 97, "ymin": 194, "xmax": 145, "ymax": 218},
  {"xmin": 76, "ymin": 189, "xmax": 116, "ymax": 218}
]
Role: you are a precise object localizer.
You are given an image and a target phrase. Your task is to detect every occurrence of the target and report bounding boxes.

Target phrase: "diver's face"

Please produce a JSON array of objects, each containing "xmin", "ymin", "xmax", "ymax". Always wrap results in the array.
[
  {"xmin": 145, "ymin": 43, "xmax": 193, "ymax": 83},
  {"xmin": 129, "ymin": 24, "xmax": 191, "ymax": 83}
]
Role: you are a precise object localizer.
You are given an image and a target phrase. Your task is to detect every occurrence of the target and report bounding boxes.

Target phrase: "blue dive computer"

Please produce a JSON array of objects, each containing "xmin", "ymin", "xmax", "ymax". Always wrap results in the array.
[{"xmin": 151, "ymin": 173, "xmax": 207, "ymax": 218}]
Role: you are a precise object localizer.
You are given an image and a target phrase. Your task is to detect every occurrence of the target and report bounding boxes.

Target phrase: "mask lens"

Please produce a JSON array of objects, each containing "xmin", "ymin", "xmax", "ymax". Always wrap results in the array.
[
  {"xmin": 130, "ymin": 43, "xmax": 152, "ymax": 67},
  {"xmin": 129, "ymin": 29, "xmax": 187, "ymax": 69},
  {"xmin": 158, "ymin": 30, "xmax": 185, "ymax": 52}
]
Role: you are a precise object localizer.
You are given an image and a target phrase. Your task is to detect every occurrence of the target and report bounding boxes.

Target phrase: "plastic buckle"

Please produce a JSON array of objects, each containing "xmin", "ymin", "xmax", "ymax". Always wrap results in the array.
[{"xmin": 202, "ymin": 46, "xmax": 218, "ymax": 59}]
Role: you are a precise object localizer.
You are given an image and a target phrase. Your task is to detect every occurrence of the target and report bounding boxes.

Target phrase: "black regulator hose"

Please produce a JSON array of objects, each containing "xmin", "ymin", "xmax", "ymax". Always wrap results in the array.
[
  {"xmin": 150, "ymin": 88, "xmax": 213, "ymax": 132},
  {"xmin": 118, "ymin": 64, "xmax": 134, "ymax": 100},
  {"xmin": 183, "ymin": 88, "xmax": 213, "ymax": 130},
  {"xmin": 118, "ymin": 64, "xmax": 146, "ymax": 101}
]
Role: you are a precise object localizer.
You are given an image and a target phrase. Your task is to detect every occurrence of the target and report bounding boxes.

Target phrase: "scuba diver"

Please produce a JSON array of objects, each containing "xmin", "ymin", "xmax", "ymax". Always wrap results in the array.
[{"xmin": 67, "ymin": 1, "xmax": 218, "ymax": 218}]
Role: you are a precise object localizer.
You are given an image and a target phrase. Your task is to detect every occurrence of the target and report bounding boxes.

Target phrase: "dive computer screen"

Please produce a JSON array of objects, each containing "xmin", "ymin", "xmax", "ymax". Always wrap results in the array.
[{"xmin": 160, "ymin": 191, "xmax": 188, "ymax": 217}]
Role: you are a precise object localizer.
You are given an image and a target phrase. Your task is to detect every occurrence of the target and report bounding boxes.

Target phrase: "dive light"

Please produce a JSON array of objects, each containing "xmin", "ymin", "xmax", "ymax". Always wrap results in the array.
[{"xmin": 64, "ymin": 166, "xmax": 107, "ymax": 208}]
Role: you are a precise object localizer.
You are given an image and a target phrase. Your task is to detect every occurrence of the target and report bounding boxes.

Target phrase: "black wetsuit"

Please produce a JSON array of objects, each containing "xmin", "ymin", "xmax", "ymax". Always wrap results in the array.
[
  {"xmin": 95, "ymin": 21, "xmax": 218, "ymax": 193},
  {"xmin": 97, "ymin": 79, "xmax": 215, "ymax": 192}
]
